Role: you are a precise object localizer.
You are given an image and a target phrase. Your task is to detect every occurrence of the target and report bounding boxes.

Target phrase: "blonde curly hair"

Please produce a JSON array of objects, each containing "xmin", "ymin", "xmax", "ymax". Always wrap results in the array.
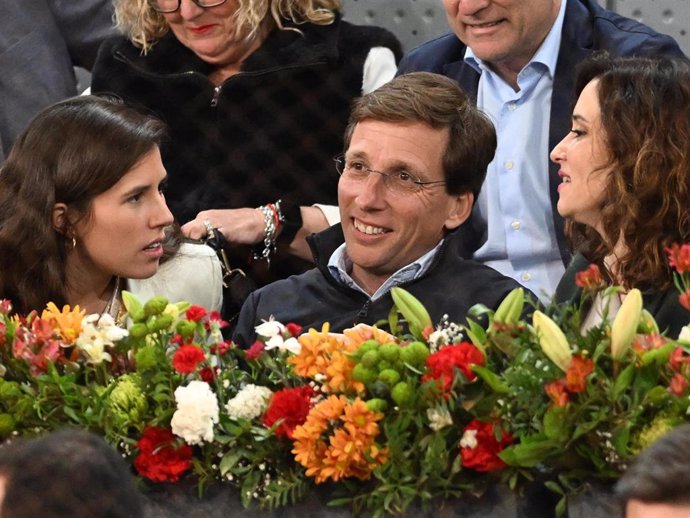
[{"xmin": 114, "ymin": 0, "xmax": 341, "ymax": 52}]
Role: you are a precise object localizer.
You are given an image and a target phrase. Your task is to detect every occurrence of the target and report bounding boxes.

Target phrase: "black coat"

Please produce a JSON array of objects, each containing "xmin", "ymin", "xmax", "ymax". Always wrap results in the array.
[{"xmin": 232, "ymin": 225, "xmax": 530, "ymax": 348}]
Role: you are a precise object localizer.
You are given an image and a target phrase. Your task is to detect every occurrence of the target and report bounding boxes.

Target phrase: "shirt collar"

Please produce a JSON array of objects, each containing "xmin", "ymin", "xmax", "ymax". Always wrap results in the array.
[
  {"xmin": 327, "ymin": 240, "xmax": 444, "ymax": 301},
  {"xmin": 464, "ymin": 0, "xmax": 567, "ymax": 79}
]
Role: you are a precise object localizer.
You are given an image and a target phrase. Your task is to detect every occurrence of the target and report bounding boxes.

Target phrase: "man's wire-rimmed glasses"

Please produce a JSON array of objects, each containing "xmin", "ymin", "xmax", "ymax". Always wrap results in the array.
[
  {"xmin": 148, "ymin": 0, "xmax": 228, "ymax": 13},
  {"xmin": 333, "ymin": 155, "xmax": 446, "ymax": 195}
]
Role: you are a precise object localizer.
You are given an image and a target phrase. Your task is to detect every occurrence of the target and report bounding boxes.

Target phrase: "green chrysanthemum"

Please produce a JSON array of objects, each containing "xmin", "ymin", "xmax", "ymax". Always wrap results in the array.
[{"xmin": 106, "ymin": 374, "xmax": 149, "ymax": 429}]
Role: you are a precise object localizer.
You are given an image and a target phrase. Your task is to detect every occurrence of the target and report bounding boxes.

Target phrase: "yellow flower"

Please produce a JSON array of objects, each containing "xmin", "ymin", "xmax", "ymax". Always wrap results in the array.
[
  {"xmin": 41, "ymin": 302, "xmax": 85, "ymax": 342},
  {"xmin": 532, "ymin": 310, "xmax": 572, "ymax": 372},
  {"xmin": 610, "ymin": 288, "xmax": 643, "ymax": 360}
]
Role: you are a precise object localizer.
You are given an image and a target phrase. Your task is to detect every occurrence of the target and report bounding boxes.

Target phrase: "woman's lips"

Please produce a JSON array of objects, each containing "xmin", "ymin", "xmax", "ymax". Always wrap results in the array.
[{"xmin": 188, "ymin": 24, "xmax": 216, "ymax": 34}]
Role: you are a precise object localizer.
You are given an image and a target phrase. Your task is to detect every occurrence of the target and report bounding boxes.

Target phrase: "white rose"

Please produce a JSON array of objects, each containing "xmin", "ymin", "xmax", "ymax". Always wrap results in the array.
[{"xmin": 171, "ymin": 381, "xmax": 219, "ymax": 445}]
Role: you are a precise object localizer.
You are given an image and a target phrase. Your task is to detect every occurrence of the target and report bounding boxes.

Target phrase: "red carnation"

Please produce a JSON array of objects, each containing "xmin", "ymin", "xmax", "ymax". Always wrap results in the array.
[
  {"xmin": 423, "ymin": 342, "xmax": 485, "ymax": 393},
  {"xmin": 575, "ymin": 264, "xmax": 604, "ymax": 291},
  {"xmin": 666, "ymin": 243, "xmax": 690, "ymax": 274},
  {"xmin": 285, "ymin": 322, "xmax": 303, "ymax": 337},
  {"xmin": 245, "ymin": 340, "xmax": 265, "ymax": 361},
  {"xmin": 460, "ymin": 419, "xmax": 513, "ymax": 472},
  {"xmin": 172, "ymin": 344, "xmax": 205, "ymax": 374},
  {"xmin": 134, "ymin": 426, "xmax": 193, "ymax": 482},
  {"xmin": 185, "ymin": 305, "xmax": 208, "ymax": 322},
  {"xmin": 263, "ymin": 386, "xmax": 315, "ymax": 439},
  {"xmin": 200, "ymin": 366, "xmax": 218, "ymax": 383}
]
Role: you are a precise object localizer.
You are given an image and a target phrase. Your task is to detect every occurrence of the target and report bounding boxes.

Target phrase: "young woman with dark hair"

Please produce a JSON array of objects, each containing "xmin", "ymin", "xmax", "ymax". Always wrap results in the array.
[{"xmin": 0, "ymin": 96, "xmax": 222, "ymax": 316}]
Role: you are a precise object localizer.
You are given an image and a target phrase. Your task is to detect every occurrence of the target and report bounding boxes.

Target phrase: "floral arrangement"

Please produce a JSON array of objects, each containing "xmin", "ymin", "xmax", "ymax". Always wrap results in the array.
[{"xmin": 1, "ymin": 244, "xmax": 689, "ymax": 516}]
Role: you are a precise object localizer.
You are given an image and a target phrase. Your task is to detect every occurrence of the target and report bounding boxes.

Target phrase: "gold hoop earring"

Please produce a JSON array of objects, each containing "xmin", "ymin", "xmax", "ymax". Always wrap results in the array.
[{"xmin": 71, "ymin": 236, "xmax": 77, "ymax": 250}]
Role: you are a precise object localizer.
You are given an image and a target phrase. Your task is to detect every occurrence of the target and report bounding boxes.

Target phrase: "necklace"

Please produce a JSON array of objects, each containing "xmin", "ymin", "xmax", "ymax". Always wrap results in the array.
[{"xmin": 102, "ymin": 276, "xmax": 123, "ymax": 320}]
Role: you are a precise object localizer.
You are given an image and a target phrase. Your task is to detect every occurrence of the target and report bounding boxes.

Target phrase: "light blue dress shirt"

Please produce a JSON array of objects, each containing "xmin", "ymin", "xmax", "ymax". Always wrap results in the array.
[
  {"xmin": 466, "ymin": 0, "xmax": 567, "ymax": 303},
  {"xmin": 327, "ymin": 240, "xmax": 443, "ymax": 301}
]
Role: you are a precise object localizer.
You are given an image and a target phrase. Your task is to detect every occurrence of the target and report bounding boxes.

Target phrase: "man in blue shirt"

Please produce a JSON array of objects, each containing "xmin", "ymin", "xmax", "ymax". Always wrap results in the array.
[
  {"xmin": 397, "ymin": 0, "xmax": 684, "ymax": 302},
  {"xmin": 233, "ymin": 72, "xmax": 528, "ymax": 347}
]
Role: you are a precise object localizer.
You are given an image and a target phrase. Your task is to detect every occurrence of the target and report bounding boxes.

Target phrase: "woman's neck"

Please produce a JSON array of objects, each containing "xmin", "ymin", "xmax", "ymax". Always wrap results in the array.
[
  {"xmin": 64, "ymin": 255, "xmax": 118, "ymax": 314},
  {"xmin": 207, "ymin": 19, "xmax": 274, "ymax": 85}
]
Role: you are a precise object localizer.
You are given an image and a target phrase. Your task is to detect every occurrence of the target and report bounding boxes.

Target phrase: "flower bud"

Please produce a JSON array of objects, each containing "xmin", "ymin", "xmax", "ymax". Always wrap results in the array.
[
  {"xmin": 532, "ymin": 310, "xmax": 571, "ymax": 372},
  {"xmin": 391, "ymin": 287, "xmax": 432, "ymax": 337},
  {"xmin": 493, "ymin": 288, "xmax": 524, "ymax": 325},
  {"xmin": 611, "ymin": 288, "xmax": 643, "ymax": 360}
]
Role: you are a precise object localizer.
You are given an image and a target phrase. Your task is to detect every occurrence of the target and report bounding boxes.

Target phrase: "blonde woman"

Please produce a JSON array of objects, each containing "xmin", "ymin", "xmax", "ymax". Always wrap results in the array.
[{"xmin": 92, "ymin": 0, "xmax": 402, "ymax": 286}]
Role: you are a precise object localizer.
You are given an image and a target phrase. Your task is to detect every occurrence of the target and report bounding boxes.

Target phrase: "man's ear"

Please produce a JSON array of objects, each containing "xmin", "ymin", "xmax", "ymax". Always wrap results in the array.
[
  {"xmin": 444, "ymin": 192, "xmax": 473, "ymax": 231},
  {"xmin": 52, "ymin": 203, "xmax": 70, "ymax": 235}
]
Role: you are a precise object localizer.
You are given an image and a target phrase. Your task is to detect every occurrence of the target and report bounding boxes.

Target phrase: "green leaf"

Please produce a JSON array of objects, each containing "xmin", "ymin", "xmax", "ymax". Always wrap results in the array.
[
  {"xmin": 612, "ymin": 364, "xmax": 636, "ymax": 400},
  {"xmin": 543, "ymin": 406, "xmax": 568, "ymax": 439},
  {"xmin": 499, "ymin": 439, "xmax": 559, "ymax": 467},
  {"xmin": 472, "ymin": 365, "xmax": 509, "ymax": 394}
]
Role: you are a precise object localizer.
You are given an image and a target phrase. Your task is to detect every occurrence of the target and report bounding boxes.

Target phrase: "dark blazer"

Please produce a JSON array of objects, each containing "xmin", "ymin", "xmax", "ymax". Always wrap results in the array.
[
  {"xmin": 232, "ymin": 225, "xmax": 531, "ymax": 348},
  {"xmin": 0, "ymin": 0, "xmax": 115, "ymax": 160},
  {"xmin": 396, "ymin": 0, "xmax": 684, "ymax": 265},
  {"xmin": 555, "ymin": 254, "xmax": 689, "ymax": 338}
]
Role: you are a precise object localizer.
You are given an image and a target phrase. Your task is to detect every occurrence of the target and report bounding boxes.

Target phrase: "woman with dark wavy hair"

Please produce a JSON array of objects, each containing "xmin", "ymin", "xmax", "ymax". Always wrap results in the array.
[
  {"xmin": 552, "ymin": 55, "xmax": 690, "ymax": 336},
  {"xmin": 0, "ymin": 96, "xmax": 222, "ymax": 315}
]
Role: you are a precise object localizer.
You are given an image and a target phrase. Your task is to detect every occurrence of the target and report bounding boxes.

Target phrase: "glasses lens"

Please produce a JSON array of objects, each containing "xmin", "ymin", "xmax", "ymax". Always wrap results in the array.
[
  {"xmin": 387, "ymin": 172, "xmax": 420, "ymax": 194},
  {"xmin": 197, "ymin": 0, "xmax": 228, "ymax": 6},
  {"xmin": 150, "ymin": 0, "xmax": 179, "ymax": 12}
]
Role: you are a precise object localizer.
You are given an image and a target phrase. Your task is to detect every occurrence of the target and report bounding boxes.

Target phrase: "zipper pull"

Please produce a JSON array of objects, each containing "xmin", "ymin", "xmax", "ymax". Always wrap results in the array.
[{"xmin": 210, "ymin": 85, "xmax": 221, "ymax": 107}]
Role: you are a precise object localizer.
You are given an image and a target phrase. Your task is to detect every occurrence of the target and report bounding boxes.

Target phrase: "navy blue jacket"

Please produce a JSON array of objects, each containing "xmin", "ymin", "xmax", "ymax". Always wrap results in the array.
[
  {"xmin": 232, "ymin": 225, "xmax": 531, "ymax": 348},
  {"xmin": 397, "ymin": 0, "xmax": 684, "ymax": 265}
]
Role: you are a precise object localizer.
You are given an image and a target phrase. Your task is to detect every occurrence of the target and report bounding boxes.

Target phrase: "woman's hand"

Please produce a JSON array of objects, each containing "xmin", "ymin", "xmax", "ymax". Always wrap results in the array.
[{"xmin": 181, "ymin": 208, "xmax": 265, "ymax": 244}]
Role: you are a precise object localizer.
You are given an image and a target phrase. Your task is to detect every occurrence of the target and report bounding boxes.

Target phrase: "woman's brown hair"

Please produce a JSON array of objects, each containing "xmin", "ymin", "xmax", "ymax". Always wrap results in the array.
[
  {"xmin": 566, "ymin": 54, "xmax": 690, "ymax": 290},
  {"xmin": 0, "ymin": 96, "xmax": 169, "ymax": 313}
]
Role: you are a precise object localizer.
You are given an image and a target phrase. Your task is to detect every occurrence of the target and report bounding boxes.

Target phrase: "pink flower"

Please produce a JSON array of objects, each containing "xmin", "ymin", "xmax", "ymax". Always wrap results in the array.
[{"xmin": 245, "ymin": 341, "xmax": 265, "ymax": 361}]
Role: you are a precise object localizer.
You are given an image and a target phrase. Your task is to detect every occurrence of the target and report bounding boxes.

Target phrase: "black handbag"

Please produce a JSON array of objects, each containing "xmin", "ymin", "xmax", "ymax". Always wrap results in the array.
[{"xmin": 204, "ymin": 227, "xmax": 257, "ymax": 323}]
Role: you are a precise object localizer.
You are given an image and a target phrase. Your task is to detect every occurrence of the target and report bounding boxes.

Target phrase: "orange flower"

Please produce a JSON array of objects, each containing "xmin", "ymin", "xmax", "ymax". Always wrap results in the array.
[
  {"xmin": 292, "ymin": 396, "xmax": 387, "ymax": 484},
  {"xmin": 632, "ymin": 333, "xmax": 667, "ymax": 353},
  {"xmin": 574, "ymin": 264, "xmax": 604, "ymax": 291},
  {"xmin": 545, "ymin": 380, "xmax": 569, "ymax": 407},
  {"xmin": 565, "ymin": 356, "xmax": 594, "ymax": 393},
  {"xmin": 41, "ymin": 302, "xmax": 85, "ymax": 342},
  {"xmin": 290, "ymin": 324, "xmax": 363, "ymax": 394}
]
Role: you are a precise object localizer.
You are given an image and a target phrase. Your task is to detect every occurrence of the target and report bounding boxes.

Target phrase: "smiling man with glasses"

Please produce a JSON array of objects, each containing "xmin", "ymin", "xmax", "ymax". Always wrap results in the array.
[{"xmin": 233, "ymin": 72, "xmax": 531, "ymax": 346}]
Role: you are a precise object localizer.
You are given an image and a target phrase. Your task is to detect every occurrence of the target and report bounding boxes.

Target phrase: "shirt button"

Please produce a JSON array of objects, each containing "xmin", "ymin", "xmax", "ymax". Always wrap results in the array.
[
  {"xmin": 521, "ymin": 272, "xmax": 532, "ymax": 282},
  {"xmin": 507, "ymin": 102, "xmax": 517, "ymax": 111},
  {"xmin": 504, "ymin": 160, "xmax": 514, "ymax": 170},
  {"xmin": 511, "ymin": 220, "xmax": 521, "ymax": 230}
]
